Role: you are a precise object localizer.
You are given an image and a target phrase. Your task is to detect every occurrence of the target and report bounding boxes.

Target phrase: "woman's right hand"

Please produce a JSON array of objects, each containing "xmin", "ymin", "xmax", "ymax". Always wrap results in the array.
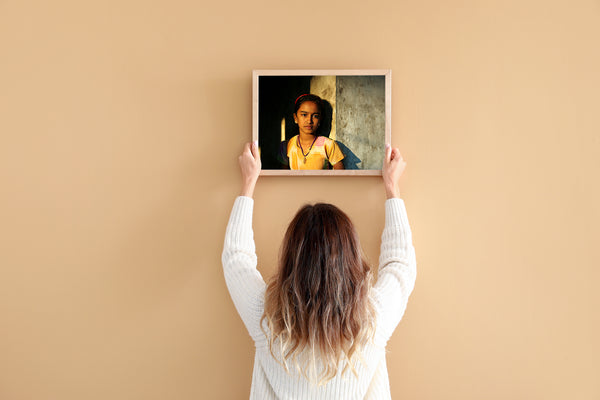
[
  {"xmin": 239, "ymin": 141, "xmax": 261, "ymax": 198},
  {"xmin": 382, "ymin": 144, "xmax": 406, "ymax": 199}
]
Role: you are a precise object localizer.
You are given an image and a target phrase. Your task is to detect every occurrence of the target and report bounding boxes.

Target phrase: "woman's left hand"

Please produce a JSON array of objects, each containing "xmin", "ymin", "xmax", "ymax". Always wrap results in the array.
[{"xmin": 239, "ymin": 141, "xmax": 261, "ymax": 197}]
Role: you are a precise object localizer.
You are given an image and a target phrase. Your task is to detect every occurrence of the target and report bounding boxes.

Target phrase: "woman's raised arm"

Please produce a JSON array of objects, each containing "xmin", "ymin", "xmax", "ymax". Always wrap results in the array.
[
  {"xmin": 221, "ymin": 142, "xmax": 265, "ymax": 342},
  {"xmin": 372, "ymin": 144, "xmax": 416, "ymax": 344}
]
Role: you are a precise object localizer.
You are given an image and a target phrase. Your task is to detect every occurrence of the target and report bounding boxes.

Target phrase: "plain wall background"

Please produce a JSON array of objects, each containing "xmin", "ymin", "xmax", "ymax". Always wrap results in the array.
[{"xmin": 1, "ymin": 0, "xmax": 599, "ymax": 399}]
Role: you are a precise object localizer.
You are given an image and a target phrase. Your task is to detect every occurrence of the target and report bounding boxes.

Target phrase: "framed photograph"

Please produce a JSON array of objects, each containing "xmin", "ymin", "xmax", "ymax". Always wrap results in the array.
[{"xmin": 253, "ymin": 69, "xmax": 391, "ymax": 176}]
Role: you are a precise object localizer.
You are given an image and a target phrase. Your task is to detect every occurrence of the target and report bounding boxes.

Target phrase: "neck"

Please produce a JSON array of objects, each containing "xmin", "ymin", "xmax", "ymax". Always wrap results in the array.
[{"xmin": 298, "ymin": 132, "xmax": 316, "ymax": 146}]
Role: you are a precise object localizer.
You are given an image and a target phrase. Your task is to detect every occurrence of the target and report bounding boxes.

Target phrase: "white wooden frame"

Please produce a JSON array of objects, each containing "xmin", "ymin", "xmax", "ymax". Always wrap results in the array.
[{"xmin": 252, "ymin": 69, "xmax": 392, "ymax": 176}]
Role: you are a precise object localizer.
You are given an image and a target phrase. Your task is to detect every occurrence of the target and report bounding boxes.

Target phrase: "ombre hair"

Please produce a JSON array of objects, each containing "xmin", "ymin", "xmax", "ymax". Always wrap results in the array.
[{"xmin": 261, "ymin": 203, "xmax": 376, "ymax": 385}]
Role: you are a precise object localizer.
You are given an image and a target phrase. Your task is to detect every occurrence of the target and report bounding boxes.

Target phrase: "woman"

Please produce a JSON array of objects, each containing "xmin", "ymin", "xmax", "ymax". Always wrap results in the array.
[
  {"xmin": 283, "ymin": 94, "xmax": 345, "ymax": 170},
  {"xmin": 222, "ymin": 142, "xmax": 416, "ymax": 399}
]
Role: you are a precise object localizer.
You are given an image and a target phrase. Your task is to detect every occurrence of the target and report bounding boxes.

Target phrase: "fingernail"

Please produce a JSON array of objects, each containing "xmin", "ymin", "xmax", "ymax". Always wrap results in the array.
[
  {"xmin": 253, "ymin": 140, "xmax": 258, "ymax": 146},
  {"xmin": 385, "ymin": 143, "xmax": 390, "ymax": 148}
]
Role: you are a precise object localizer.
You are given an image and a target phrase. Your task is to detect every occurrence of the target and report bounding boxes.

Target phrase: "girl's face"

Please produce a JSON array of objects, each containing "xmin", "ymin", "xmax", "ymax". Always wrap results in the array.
[{"xmin": 294, "ymin": 101, "xmax": 321, "ymax": 136}]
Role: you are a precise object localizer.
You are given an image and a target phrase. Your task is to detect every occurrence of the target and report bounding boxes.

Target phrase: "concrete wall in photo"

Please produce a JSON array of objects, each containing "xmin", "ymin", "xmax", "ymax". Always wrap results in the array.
[{"xmin": 336, "ymin": 76, "xmax": 386, "ymax": 170}]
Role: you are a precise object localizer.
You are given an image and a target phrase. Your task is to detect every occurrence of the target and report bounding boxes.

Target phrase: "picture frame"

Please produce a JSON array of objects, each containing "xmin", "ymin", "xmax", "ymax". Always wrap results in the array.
[{"xmin": 252, "ymin": 69, "xmax": 392, "ymax": 176}]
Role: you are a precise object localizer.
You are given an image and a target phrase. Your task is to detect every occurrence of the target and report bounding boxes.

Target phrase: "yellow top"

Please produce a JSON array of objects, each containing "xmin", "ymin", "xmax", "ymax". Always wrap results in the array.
[{"xmin": 286, "ymin": 135, "xmax": 345, "ymax": 170}]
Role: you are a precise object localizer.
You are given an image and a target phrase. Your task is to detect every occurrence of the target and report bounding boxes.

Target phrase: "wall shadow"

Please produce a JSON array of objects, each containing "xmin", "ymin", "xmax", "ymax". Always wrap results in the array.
[{"xmin": 336, "ymin": 141, "xmax": 362, "ymax": 170}]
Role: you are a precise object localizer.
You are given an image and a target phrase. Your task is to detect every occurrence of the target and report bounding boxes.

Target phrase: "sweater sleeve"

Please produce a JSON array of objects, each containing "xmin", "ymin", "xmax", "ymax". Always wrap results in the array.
[
  {"xmin": 222, "ymin": 196, "xmax": 266, "ymax": 342},
  {"xmin": 371, "ymin": 198, "xmax": 417, "ymax": 344}
]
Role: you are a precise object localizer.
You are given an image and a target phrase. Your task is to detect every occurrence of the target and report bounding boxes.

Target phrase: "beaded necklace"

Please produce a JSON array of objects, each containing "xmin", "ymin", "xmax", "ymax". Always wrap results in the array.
[{"xmin": 297, "ymin": 136, "xmax": 318, "ymax": 164}]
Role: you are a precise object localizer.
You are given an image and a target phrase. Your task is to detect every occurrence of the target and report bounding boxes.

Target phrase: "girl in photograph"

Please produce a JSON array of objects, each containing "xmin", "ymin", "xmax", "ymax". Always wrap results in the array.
[
  {"xmin": 284, "ymin": 94, "xmax": 345, "ymax": 170},
  {"xmin": 223, "ymin": 142, "xmax": 416, "ymax": 399}
]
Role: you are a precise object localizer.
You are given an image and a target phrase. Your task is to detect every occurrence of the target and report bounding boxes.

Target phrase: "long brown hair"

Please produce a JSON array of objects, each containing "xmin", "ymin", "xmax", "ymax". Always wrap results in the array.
[{"xmin": 261, "ymin": 203, "xmax": 375, "ymax": 385}]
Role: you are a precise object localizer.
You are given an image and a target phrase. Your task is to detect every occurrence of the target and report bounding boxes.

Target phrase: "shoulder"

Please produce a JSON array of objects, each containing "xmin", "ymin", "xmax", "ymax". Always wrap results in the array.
[
  {"xmin": 315, "ymin": 136, "xmax": 329, "ymax": 147},
  {"xmin": 320, "ymin": 136, "xmax": 341, "ymax": 150},
  {"xmin": 287, "ymin": 135, "xmax": 298, "ymax": 150}
]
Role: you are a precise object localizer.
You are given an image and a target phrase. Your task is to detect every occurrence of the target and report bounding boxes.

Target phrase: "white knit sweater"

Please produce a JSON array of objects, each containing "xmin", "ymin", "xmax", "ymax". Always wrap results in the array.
[{"xmin": 222, "ymin": 197, "xmax": 417, "ymax": 399}]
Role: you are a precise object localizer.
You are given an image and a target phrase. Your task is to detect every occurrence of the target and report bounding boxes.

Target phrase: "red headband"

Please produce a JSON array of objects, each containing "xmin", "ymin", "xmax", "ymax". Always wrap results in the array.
[{"xmin": 294, "ymin": 94, "xmax": 310, "ymax": 104}]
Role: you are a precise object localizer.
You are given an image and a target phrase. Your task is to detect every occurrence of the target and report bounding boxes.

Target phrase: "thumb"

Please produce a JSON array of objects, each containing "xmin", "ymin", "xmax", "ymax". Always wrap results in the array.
[
  {"xmin": 251, "ymin": 141, "xmax": 259, "ymax": 159},
  {"xmin": 385, "ymin": 144, "xmax": 392, "ymax": 163}
]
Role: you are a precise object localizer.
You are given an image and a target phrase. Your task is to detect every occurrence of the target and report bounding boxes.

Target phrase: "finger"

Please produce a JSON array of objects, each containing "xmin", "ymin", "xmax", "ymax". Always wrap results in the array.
[
  {"xmin": 385, "ymin": 144, "xmax": 392, "ymax": 162},
  {"xmin": 251, "ymin": 141, "xmax": 259, "ymax": 159}
]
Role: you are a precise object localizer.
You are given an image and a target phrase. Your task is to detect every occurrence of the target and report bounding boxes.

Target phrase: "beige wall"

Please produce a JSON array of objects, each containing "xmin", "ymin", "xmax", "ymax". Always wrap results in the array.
[{"xmin": 1, "ymin": 0, "xmax": 599, "ymax": 399}]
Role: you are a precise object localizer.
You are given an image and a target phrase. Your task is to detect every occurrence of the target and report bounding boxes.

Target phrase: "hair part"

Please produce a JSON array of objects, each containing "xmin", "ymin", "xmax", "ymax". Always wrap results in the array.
[{"xmin": 261, "ymin": 203, "xmax": 375, "ymax": 385}]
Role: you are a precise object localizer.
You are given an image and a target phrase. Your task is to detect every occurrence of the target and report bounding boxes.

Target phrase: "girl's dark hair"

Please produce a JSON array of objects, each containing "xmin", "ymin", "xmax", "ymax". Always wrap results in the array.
[
  {"xmin": 261, "ymin": 203, "xmax": 375, "ymax": 385},
  {"xmin": 293, "ymin": 93, "xmax": 323, "ymax": 114}
]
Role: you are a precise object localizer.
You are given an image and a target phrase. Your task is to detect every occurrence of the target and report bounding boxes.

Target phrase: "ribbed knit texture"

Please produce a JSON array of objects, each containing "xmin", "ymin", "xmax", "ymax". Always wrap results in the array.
[{"xmin": 222, "ymin": 196, "xmax": 417, "ymax": 399}]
